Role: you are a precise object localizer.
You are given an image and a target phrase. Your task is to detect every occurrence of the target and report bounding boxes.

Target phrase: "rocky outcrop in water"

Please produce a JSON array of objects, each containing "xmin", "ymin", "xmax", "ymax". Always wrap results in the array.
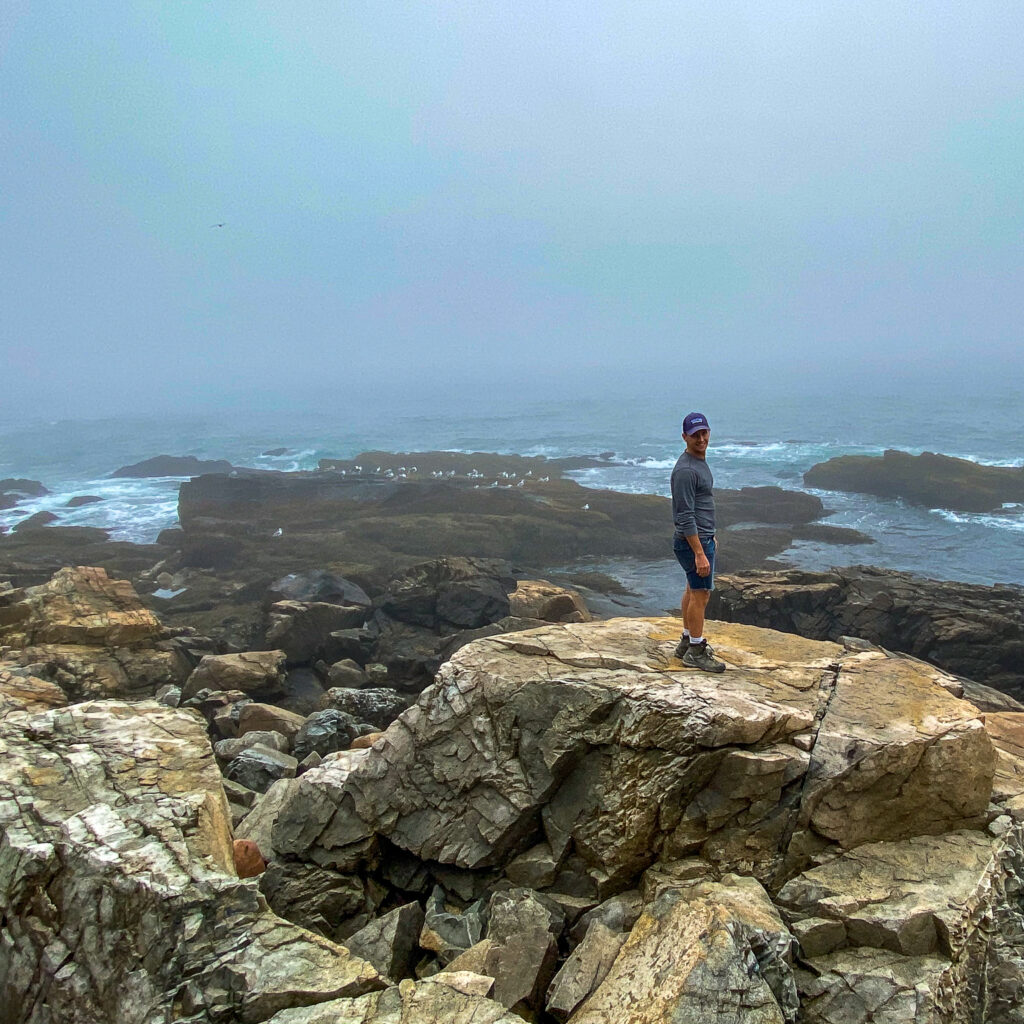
[
  {"xmin": 709, "ymin": 566, "xmax": 1024, "ymax": 696},
  {"xmin": 111, "ymin": 454, "xmax": 235, "ymax": 478},
  {"xmin": 804, "ymin": 448, "xmax": 1024, "ymax": 513}
]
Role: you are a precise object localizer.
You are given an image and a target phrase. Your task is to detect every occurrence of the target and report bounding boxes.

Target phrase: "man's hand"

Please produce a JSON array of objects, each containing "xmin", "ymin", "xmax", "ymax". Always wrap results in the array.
[{"xmin": 695, "ymin": 552, "xmax": 710, "ymax": 576}]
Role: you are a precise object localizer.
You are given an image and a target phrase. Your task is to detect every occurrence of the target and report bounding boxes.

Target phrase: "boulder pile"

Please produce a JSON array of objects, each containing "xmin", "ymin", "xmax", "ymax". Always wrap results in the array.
[{"xmin": 3, "ymin": 567, "xmax": 1024, "ymax": 1023}]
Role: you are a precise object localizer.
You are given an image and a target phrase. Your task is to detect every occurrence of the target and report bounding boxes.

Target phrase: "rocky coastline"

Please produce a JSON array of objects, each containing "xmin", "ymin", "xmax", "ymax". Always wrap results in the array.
[
  {"xmin": 3, "ymin": 564, "xmax": 1024, "ymax": 1022},
  {"xmin": 3, "ymin": 450, "xmax": 1023, "ymax": 1021}
]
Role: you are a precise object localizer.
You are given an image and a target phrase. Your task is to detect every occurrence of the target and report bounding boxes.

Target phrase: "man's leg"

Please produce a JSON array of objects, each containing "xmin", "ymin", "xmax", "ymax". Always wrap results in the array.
[
  {"xmin": 680, "ymin": 588, "xmax": 725, "ymax": 672},
  {"xmin": 686, "ymin": 588, "xmax": 709, "ymax": 641}
]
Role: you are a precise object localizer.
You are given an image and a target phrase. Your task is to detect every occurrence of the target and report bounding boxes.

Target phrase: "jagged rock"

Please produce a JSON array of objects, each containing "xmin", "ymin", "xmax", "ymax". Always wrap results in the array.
[
  {"xmin": 293, "ymin": 708, "xmax": 362, "ymax": 760},
  {"xmin": 269, "ymin": 570, "xmax": 372, "ymax": 608},
  {"xmin": 266, "ymin": 601, "xmax": 369, "ymax": 665},
  {"xmin": 235, "ymin": 776, "xmax": 303, "ymax": 860},
  {"xmin": 237, "ymin": 701, "xmax": 307, "ymax": 742},
  {"xmin": 259, "ymin": 860, "xmax": 382, "ymax": 943},
  {"xmin": 222, "ymin": 776, "xmax": 257, "ymax": 808},
  {"xmin": 156, "ymin": 683, "xmax": 181, "ymax": 706},
  {"xmin": 794, "ymin": 947, "xmax": 949, "ymax": 1023},
  {"xmin": 545, "ymin": 920, "xmax": 625, "ymax": 1020},
  {"xmin": 183, "ymin": 649, "xmax": 287, "ymax": 701},
  {"xmin": 298, "ymin": 750, "xmax": 323, "ymax": 774},
  {"xmin": 325, "ymin": 659, "xmax": 372, "ymax": 688},
  {"xmin": 0, "ymin": 665, "xmax": 67, "ymax": 717},
  {"xmin": 482, "ymin": 887, "xmax": 564, "ymax": 1012},
  {"xmin": 419, "ymin": 886, "xmax": 487, "ymax": 965},
  {"xmin": 429, "ymin": 971, "xmax": 494, "ymax": 998},
  {"xmin": 275, "ymin": 619, "xmax": 993, "ymax": 892},
  {"xmin": 0, "ymin": 566, "xmax": 163, "ymax": 645},
  {"xmin": 510, "ymin": 579, "xmax": 591, "ymax": 623},
  {"xmin": 709, "ymin": 567, "xmax": 1024, "ymax": 695},
  {"xmin": 224, "ymin": 744, "xmax": 298, "ymax": 793},
  {"xmin": 3, "ymin": 640, "xmax": 190, "ymax": 702},
  {"xmin": 570, "ymin": 875, "xmax": 798, "ymax": 1023},
  {"xmin": 346, "ymin": 902, "xmax": 425, "ymax": 982},
  {"xmin": 569, "ymin": 890, "xmax": 643, "ymax": 944},
  {"xmin": 0, "ymin": 699, "xmax": 382, "ymax": 1022},
  {"xmin": 504, "ymin": 840, "xmax": 561, "ymax": 889},
  {"xmin": 777, "ymin": 830, "xmax": 1013, "ymax": 957},
  {"xmin": 320, "ymin": 685, "xmax": 409, "ymax": 727},
  {"xmin": 214, "ymin": 729, "xmax": 290, "ymax": 760}
]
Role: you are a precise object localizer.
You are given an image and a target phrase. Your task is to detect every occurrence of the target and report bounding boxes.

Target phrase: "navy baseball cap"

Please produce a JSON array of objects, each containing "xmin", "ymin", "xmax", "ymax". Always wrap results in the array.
[{"xmin": 682, "ymin": 412, "xmax": 711, "ymax": 435}]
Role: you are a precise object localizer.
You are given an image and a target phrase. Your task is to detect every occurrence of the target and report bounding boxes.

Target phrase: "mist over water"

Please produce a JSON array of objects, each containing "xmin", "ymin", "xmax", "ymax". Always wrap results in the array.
[{"xmin": 2, "ymin": 366, "xmax": 1021, "ymax": 588}]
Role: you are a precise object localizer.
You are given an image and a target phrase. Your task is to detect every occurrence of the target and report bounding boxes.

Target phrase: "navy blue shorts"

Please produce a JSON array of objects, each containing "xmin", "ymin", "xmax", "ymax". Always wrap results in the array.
[{"xmin": 673, "ymin": 535, "xmax": 716, "ymax": 591}]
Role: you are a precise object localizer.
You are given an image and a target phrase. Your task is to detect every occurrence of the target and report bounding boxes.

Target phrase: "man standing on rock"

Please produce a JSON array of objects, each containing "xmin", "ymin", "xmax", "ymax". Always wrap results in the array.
[{"xmin": 671, "ymin": 412, "xmax": 726, "ymax": 672}]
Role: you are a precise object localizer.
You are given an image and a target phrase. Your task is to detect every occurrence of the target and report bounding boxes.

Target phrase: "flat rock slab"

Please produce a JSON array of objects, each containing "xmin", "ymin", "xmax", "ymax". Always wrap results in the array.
[
  {"xmin": 274, "ymin": 618, "xmax": 992, "ymax": 889},
  {"xmin": 0, "ymin": 699, "xmax": 382, "ymax": 1022}
]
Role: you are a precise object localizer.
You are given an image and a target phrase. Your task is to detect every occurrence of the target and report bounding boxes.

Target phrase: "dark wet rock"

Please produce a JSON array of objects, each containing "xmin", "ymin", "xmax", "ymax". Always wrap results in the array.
[
  {"xmin": 65, "ymin": 495, "xmax": 104, "ymax": 507},
  {"xmin": 262, "ymin": 447, "xmax": 291, "ymax": 456},
  {"xmin": 12, "ymin": 511, "xmax": 58, "ymax": 531},
  {"xmin": 0, "ymin": 478, "xmax": 48, "ymax": 498},
  {"xmin": 268, "ymin": 569, "xmax": 372, "ymax": 607},
  {"xmin": 266, "ymin": 600, "xmax": 369, "ymax": 664},
  {"xmin": 223, "ymin": 744, "xmax": 298, "ymax": 793},
  {"xmin": 375, "ymin": 557, "xmax": 514, "ymax": 631},
  {"xmin": 293, "ymin": 708, "xmax": 362, "ymax": 760},
  {"xmin": 279, "ymin": 665, "xmax": 328, "ymax": 715},
  {"xmin": 805, "ymin": 448, "xmax": 1024, "ymax": 513},
  {"xmin": 419, "ymin": 886, "xmax": 487, "ymax": 965},
  {"xmin": 258, "ymin": 860, "xmax": 383, "ymax": 943},
  {"xmin": 346, "ymin": 902, "xmax": 426, "ymax": 982},
  {"xmin": 709, "ymin": 566, "xmax": 1024, "ymax": 696},
  {"xmin": 324, "ymin": 687, "xmax": 408, "ymax": 733},
  {"xmin": 111, "ymin": 454, "xmax": 235, "ymax": 478}
]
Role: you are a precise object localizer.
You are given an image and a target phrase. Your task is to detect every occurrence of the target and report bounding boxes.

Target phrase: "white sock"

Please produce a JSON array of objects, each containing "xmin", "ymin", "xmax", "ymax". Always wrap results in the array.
[
  {"xmin": 682, "ymin": 629, "xmax": 690, "ymax": 639},
  {"xmin": 690, "ymin": 635, "xmax": 704, "ymax": 645}
]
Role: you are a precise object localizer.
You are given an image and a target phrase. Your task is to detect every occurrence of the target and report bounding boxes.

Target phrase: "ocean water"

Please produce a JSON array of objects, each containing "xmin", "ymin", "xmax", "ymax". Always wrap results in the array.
[{"xmin": 1, "ymin": 373, "xmax": 1022, "ymax": 589}]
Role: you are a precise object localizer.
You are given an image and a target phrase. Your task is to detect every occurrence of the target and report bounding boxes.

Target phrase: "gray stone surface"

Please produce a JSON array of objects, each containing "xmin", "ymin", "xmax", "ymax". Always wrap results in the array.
[
  {"xmin": 345, "ymin": 901, "xmax": 425, "ymax": 982},
  {"xmin": 0, "ymin": 699, "xmax": 382, "ymax": 1023}
]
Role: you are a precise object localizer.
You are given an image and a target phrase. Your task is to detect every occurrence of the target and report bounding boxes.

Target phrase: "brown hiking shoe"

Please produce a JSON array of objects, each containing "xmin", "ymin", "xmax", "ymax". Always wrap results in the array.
[{"xmin": 681, "ymin": 640, "xmax": 725, "ymax": 673}]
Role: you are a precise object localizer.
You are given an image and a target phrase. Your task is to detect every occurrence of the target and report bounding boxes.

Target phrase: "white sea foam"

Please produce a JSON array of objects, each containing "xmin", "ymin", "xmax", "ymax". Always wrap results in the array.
[{"xmin": 931, "ymin": 508, "xmax": 1024, "ymax": 533}]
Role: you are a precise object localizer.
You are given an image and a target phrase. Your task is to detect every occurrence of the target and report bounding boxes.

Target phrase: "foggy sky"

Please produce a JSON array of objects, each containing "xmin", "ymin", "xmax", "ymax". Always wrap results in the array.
[{"xmin": 2, "ymin": 2, "xmax": 1022, "ymax": 419}]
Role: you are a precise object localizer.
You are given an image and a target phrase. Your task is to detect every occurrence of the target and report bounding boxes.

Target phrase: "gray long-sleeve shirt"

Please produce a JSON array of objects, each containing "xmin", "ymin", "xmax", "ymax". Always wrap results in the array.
[{"xmin": 671, "ymin": 452, "xmax": 716, "ymax": 539}]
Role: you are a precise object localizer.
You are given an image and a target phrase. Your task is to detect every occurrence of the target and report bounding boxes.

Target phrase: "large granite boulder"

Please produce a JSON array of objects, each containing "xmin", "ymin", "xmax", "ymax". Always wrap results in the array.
[
  {"xmin": 0, "ymin": 700, "xmax": 383, "ymax": 1022},
  {"xmin": 509, "ymin": 579, "xmax": 591, "ymax": 623},
  {"xmin": 708, "ymin": 567, "xmax": 1024, "ymax": 695},
  {"xmin": 273, "ymin": 619, "xmax": 994, "ymax": 891}
]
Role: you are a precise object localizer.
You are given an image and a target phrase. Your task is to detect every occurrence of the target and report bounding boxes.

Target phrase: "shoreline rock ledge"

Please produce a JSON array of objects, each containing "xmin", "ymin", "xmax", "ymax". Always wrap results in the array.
[{"xmin": 270, "ymin": 618, "xmax": 1024, "ymax": 1022}]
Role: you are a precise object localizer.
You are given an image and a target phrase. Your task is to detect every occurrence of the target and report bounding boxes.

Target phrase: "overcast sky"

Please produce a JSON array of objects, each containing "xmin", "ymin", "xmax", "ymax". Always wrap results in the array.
[{"xmin": 2, "ymin": 3, "xmax": 1022, "ymax": 418}]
